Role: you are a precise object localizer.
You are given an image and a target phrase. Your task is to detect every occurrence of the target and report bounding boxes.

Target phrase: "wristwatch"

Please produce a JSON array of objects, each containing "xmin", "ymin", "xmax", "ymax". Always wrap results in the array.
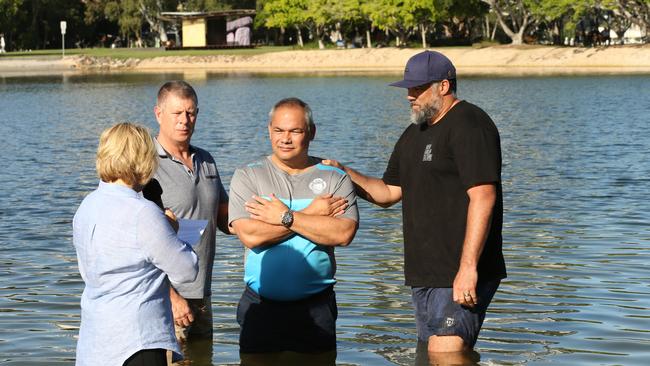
[{"xmin": 281, "ymin": 209, "xmax": 294, "ymax": 228}]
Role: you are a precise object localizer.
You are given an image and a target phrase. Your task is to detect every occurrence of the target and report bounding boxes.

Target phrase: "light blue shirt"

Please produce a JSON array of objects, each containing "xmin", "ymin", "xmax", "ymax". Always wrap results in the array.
[
  {"xmin": 73, "ymin": 181, "xmax": 198, "ymax": 366},
  {"xmin": 229, "ymin": 158, "xmax": 358, "ymax": 301}
]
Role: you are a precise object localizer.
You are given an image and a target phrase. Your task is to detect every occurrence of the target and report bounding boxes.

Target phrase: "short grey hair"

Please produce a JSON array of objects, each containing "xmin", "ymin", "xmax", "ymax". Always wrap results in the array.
[
  {"xmin": 268, "ymin": 97, "xmax": 315, "ymax": 134},
  {"xmin": 430, "ymin": 78, "xmax": 457, "ymax": 96},
  {"xmin": 157, "ymin": 80, "xmax": 198, "ymax": 107}
]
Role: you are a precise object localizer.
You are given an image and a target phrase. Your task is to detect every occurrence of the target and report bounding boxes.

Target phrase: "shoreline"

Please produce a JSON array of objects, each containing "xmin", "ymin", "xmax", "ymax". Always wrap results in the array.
[{"xmin": 2, "ymin": 45, "xmax": 650, "ymax": 77}]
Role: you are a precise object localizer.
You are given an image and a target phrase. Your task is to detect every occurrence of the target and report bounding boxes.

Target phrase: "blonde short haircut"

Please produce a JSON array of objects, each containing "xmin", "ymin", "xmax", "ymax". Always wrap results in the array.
[{"xmin": 96, "ymin": 122, "xmax": 158, "ymax": 188}]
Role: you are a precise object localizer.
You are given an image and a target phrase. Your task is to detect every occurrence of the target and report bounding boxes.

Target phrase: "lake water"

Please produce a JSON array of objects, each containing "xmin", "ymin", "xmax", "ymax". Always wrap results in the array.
[{"xmin": 0, "ymin": 72, "xmax": 649, "ymax": 365}]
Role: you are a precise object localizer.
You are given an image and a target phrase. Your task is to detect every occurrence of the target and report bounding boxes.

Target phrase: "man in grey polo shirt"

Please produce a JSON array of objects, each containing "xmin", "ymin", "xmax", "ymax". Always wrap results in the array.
[
  {"xmin": 143, "ymin": 81, "xmax": 229, "ymax": 352},
  {"xmin": 229, "ymin": 97, "xmax": 359, "ymax": 354}
]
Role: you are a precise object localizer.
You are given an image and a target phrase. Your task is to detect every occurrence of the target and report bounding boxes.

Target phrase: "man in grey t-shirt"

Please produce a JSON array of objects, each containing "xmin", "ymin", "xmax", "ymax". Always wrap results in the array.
[
  {"xmin": 143, "ymin": 81, "xmax": 229, "ymax": 357},
  {"xmin": 229, "ymin": 97, "xmax": 359, "ymax": 354}
]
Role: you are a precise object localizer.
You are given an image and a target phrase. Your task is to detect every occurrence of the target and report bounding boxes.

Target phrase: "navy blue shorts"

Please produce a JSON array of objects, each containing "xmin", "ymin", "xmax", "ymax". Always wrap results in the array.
[
  {"xmin": 411, "ymin": 280, "xmax": 500, "ymax": 348},
  {"xmin": 122, "ymin": 348, "xmax": 166, "ymax": 366},
  {"xmin": 237, "ymin": 286, "xmax": 337, "ymax": 353}
]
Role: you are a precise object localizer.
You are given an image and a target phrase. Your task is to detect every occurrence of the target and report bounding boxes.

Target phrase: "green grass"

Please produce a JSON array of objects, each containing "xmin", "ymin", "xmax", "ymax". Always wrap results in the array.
[
  {"xmin": 1, "ymin": 46, "xmax": 294, "ymax": 59},
  {"xmin": 0, "ymin": 44, "xmax": 489, "ymax": 60}
]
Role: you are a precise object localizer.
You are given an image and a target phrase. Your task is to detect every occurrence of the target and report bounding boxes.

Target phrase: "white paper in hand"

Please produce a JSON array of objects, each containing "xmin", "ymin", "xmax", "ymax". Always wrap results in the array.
[{"xmin": 177, "ymin": 219, "xmax": 208, "ymax": 247}]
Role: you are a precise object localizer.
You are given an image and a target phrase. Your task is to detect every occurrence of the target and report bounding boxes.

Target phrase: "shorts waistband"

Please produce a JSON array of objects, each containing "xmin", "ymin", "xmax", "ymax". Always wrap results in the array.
[{"xmin": 244, "ymin": 285, "xmax": 334, "ymax": 304}]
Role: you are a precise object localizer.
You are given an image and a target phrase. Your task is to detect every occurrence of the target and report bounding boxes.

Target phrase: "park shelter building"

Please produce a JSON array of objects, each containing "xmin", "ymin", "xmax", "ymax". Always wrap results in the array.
[{"xmin": 160, "ymin": 10, "xmax": 256, "ymax": 49}]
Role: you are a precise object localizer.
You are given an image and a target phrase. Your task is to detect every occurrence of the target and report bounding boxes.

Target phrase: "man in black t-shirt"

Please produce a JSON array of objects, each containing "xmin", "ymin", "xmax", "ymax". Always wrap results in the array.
[{"xmin": 324, "ymin": 51, "xmax": 506, "ymax": 358}]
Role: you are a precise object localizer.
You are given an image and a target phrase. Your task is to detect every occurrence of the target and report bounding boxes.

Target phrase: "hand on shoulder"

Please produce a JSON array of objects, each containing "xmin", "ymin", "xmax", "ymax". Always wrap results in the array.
[{"xmin": 321, "ymin": 159, "xmax": 344, "ymax": 170}]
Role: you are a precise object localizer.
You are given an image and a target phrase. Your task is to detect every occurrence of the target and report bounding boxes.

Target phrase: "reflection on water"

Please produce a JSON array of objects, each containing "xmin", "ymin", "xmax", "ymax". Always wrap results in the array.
[
  {"xmin": 1, "ymin": 73, "xmax": 649, "ymax": 365},
  {"xmin": 414, "ymin": 342, "xmax": 480, "ymax": 366},
  {"xmin": 240, "ymin": 350, "xmax": 336, "ymax": 366}
]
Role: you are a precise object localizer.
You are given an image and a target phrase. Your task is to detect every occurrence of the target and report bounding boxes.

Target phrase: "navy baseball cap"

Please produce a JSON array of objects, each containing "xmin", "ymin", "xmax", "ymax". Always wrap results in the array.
[{"xmin": 389, "ymin": 50, "xmax": 456, "ymax": 88}]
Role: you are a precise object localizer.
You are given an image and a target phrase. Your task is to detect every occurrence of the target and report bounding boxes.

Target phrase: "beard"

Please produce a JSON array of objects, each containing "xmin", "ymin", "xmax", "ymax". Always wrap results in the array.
[{"xmin": 410, "ymin": 95, "xmax": 443, "ymax": 125}]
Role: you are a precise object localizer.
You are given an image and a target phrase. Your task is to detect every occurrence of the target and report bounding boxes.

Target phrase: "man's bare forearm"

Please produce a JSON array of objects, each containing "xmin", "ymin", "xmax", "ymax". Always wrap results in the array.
[
  {"xmin": 337, "ymin": 165, "xmax": 402, "ymax": 207},
  {"xmin": 237, "ymin": 193, "xmax": 353, "ymax": 247},
  {"xmin": 231, "ymin": 219, "xmax": 292, "ymax": 249},
  {"xmin": 459, "ymin": 184, "xmax": 496, "ymax": 268},
  {"xmin": 452, "ymin": 184, "xmax": 496, "ymax": 307},
  {"xmin": 216, "ymin": 202, "xmax": 233, "ymax": 235},
  {"xmin": 291, "ymin": 213, "xmax": 357, "ymax": 246}
]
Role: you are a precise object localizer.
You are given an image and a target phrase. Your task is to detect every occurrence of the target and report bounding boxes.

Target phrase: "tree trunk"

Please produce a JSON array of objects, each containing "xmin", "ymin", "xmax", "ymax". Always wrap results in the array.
[
  {"xmin": 316, "ymin": 27, "xmax": 325, "ymax": 49},
  {"xmin": 335, "ymin": 22, "xmax": 342, "ymax": 42},
  {"xmin": 483, "ymin": 0, "xmax": 530, "ymax": 45},
  {"xmin": 158, "ymin": 23, "xmax": 168, "ymax": 43},
  {"xmin": 467, "ymin": 17, "xmax": 475, "ymax": 42},
  {"xmin": 420, "ymin": 24, "xmax": 427, "ymax": 48},
  {"xmin": 553, "ymin": 21, "xmax": 561, "ymax": 45},
  {"xmin": 31, "ymin": 0, "xmax": 40, "ymax": 49},
  {"xmin": 139, "ymin": 0, "xmax": 167, "ymax": 45},
  {"xmin": 366, "ymin": 29, "xmax": 372, "ymax": 48},
  {"xmin": 295, "ymin": 25, "xmax": 304, "ymax": 47}
]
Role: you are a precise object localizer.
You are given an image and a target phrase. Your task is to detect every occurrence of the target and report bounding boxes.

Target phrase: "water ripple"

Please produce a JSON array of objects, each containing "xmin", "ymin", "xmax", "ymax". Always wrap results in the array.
[{"xmin": 1, "ymin": 74, "xmax": 649, "ymax": 365}]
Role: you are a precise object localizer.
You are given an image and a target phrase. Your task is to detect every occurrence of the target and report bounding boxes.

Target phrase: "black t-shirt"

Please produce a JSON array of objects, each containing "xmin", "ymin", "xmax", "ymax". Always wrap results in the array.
[{"xmin": 382, "ymin": 101, "xmax": 506, "ymax": 287}]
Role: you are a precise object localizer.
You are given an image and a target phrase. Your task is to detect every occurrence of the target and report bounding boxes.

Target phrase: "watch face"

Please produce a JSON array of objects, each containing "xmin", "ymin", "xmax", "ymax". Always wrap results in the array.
[{"xmin": 282, "ymin": 210, "xmax": 294, "ymax": 227}]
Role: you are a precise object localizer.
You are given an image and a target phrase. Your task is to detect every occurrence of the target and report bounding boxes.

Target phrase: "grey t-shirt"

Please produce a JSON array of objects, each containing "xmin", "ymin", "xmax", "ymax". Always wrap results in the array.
[
  {"xmin": 229, "ymin": 156, "xmax": 358, "ymax": 301},
  {"xmin": 144, "ymin": 138, "xmax": 227, "ymax": 299}
]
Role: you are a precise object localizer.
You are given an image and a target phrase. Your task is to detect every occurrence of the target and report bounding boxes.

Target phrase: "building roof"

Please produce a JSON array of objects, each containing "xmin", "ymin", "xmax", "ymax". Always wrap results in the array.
[{"xmin": 160, "ymin": 9, "xmax": 256, "ymax": 21}]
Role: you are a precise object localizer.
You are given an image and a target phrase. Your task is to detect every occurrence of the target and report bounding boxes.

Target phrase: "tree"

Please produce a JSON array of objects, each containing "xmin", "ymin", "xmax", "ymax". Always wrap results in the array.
[
  {"xmin": 183, "ymin": 0, "xmax": 239, "ymax": 11},
  {"xmin": 356, "ymin": 0, "xmax": 375, "ymax": 47},
  {"xmin": 610, "ymin": 0, "xmax": 650, "ymax": 33},
  {"xmin": 306, "ymin": 0, "xmax": 334, "ymax": 48},
  {"xmin": 184, "ymin": 0, "xmax": 222, "ymax": 10},
  {"xmin": 404, "ymin": 0, "xmax": 441, "ymax": 48},
  {"xmin": 3, "ymin": 0, "xmax": 87, "ymax": 50},
  {"xmin": 185, "ymin": 0, "xmax": 256, "ymax": 9},
  {"xmin": 331, "ymin": 0, "xmax": 365, "ymax": 47},
  {"xmin": 528, "ymin": 0, "xmax": 582, "ymax": 44},
  {"xmin": 0, "ymin": 0, "xmax": 24, "ymax": 50},
  {"xmin": 443, "ymin": 0, "xmax": 489, "ymax": 43},
  {"xmin": 306, "ymin": 0, "xmax": 365, "ymax": 49},
  {"xmin": 481, "ymin": 0, "xmax": 535, "ymax": 45},
  {"xmin": 257, "ymin": 0, "xmax": 309, "ymax": 46},
  {"xmin": 85, "ymin": 0, "xmax": 178, "ymax": 46},
  {"xmin": 362, "ymin": 0, "xmax": 412, "ymax": 46}
]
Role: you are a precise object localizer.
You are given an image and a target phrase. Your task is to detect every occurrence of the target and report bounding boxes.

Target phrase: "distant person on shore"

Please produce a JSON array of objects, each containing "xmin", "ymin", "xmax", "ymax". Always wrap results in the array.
[
  {"xmin": 142, "ymin": 81, "xmax": 230, "ymax": 362},
  {"xmin": 229, "ymin": 98, "xmax": 358, "ymax": 357},
  {"xmin": 1, "ymin": 34, "xmax": 6, "ymax": 53},
  {"xmin": 73, "ymin": 122, "xmax": 198, "ymax": 366},
  {"xmin": 323, "ymin": 51, "xmax": 506, "ymax": 361}
]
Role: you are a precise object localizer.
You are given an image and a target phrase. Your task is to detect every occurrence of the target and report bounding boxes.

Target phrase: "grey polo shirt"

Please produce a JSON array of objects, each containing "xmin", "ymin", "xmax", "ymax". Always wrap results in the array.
[{"xmin": 145, "ymin": 138, "xmax": 227, "ymax": 299}]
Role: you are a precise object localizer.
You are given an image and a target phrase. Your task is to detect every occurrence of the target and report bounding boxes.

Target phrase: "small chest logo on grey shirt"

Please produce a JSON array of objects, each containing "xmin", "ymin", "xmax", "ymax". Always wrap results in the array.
[
  {"xmin": 423, "ymin": 144, "xmax": 433, "ymax": 161},
  {"xmin": 309, "ymin": 178, "xmax": 327, "ymax": 194}
]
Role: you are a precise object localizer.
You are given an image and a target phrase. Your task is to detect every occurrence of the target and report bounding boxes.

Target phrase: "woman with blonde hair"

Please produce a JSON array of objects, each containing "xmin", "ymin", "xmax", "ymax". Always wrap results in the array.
[{"xmin": 73, "ymin": 122, "xmax": 198, "ymax": 366}]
